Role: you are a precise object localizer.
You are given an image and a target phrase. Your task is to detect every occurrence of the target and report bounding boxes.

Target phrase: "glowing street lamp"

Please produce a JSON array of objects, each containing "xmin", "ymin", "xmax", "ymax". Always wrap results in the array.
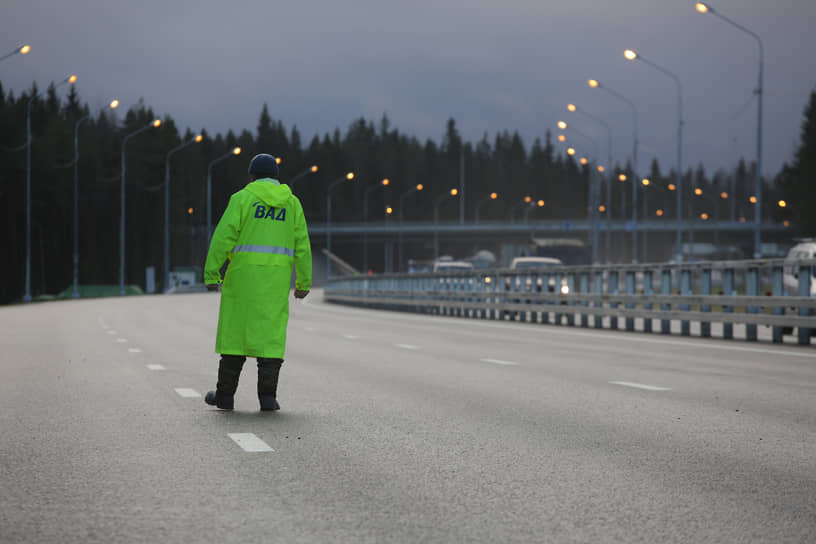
[
  {"xmin": 618, "ymin": 174, "xmax": 627, "ymax": 182},
  {"xmin": 72, "ymin": 97, "xmax": 119, "ymax": 298},
  {"xmin": 433, "ymin": 188, "xmax": 459, "ymax": 260},
  {"xmin": 523, "ymin": 198, "xmax": 545, "ymax": 223},
  {"xmin": 362, "ymin": 178, "xmax": 391, "ymax": 272},
  {"xmin": 24, "ymin": 74, "xmax": 77, "ymax": 302},
  {"xmin": 397, "ymin": 183, "xmax": 424, "ymax": 270},
  {"xmin": 204, "ymin": 146, "xmax": 241, "ymax": 245},
  {"xmin": 567, "ymin": 147, "xmax": 576, "ymax": 156},
  {"xmin": 558, "ymin": 134, "xmax": 566, "ymax": 143},
  {"xmin": 623, "ymin": 49, "xmax": 683, "ymax": 261},
  {"xmin": 475, "ymin": 191, "xmax": 500, "ymax": 223},
  {"xmin": 696, "ymin": 2, "xmax": 765, "ymax": 257},
  {"xmin": 288, "ymin": 164, "xmax": 318, "ymax": 191},
  {"xmin": 164, "ymin": 132, "xmax": 204, "ymax": 292},
  {"xmin": 566, "ymin": 102, "xmax": 614, "ymax": 260},
  {"xmin": 326, "ymin": 172, "xmax": 355, "ymax": 277},
  {"xmin": 0, "ymin": 43, "xmax": 31, "ymax": 63},
  {"xmin": 120, "ymin": 116, "xmax": 163, "ymax": 295},
  {"xmin": 557, "ymin": 121, "xmax": 567, "ymax": 130},
  {"xmin": 778, "ymin": 200, "xmax": 787, "ymax": 208}
]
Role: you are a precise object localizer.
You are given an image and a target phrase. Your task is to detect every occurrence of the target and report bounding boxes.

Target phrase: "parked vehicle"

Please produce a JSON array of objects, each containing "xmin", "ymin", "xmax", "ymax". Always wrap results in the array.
[
  {"xmin": 782, "ymin": 240, "xmax": 816, "ymax": 336},
  {"xmin": 783, "ymin": 240, "xmax": 816, "ymax": 296},
  {"xmin": 509, "ymin": 257, "xmax": 569, "ymax": 294}
]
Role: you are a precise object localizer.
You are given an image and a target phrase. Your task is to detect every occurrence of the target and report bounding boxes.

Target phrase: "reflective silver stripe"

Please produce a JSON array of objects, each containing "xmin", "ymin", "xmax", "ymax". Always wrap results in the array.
[{"xmin": 232, "ymin": 244, "xmax": 294, "ymax": 257}]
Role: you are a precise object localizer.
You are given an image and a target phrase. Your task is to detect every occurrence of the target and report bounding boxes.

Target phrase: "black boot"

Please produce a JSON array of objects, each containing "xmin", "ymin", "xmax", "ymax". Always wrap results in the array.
[
  {"xmin": 204, "ymin": 355, "xmax": 246, "ymax": 410},
  {"xmin": 257, "ymin": 358, "xmax": 283, "ymax": 411}
]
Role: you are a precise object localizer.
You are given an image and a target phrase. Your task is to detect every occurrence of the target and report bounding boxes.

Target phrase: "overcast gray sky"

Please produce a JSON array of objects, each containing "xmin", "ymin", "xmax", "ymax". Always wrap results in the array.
[{"xmin": 2, "ymin": 0, "xmax": 815, "ymax": 177}]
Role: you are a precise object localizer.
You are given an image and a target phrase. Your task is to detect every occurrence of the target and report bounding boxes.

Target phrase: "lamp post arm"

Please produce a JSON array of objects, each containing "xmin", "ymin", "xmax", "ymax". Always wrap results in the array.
[{"xmin": 288, "ymin": 167, "xmax": 315, "ymax": 190}]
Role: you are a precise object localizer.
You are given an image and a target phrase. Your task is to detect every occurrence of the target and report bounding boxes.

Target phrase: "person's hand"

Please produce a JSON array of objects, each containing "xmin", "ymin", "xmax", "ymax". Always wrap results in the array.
[
  {"xmin": 206, "ymin": 283, "xmax": 220, "ymax": 292},
  {"xmin": 294, "ymin": 289, "xmax": 309, "ymax": 299}
]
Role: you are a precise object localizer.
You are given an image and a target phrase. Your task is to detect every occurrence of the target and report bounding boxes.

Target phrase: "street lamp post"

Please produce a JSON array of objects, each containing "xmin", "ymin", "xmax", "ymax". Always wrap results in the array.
[
  {"xmin": 362, "ymin": 178, "xmax": 390, "ymax": 273},
  {"xmin": 433, "ymin": 188, "xmax": 459, "ymax": 261},
  {"xmin": 696, "ymin": 2, "xmax": 764, "ymax": 257},
  {"xmin": 164, "ymin": 133, "xmax": 203, "ymax": 293},
  {"xmin": 523, "ymin": 199, "xmax": 545, "ymax": 223},
  {"xmin": 622, "ymin": 50, "xmax": 683, "ymax": 261},
  {"xmin": 72, "ymin": 98, "xmax": 119, "ymax": 299},
  {"xmin": 567, "ymin": 104, "xmax": 613, "ymax": 262},
  {"xmin": 205, "ymin": 147, "xmax": 242, "ymax": 243},
  {"xmin": 398, "ymin": 183, "xmax": 423, "ymax": 271},
  {"xmin": 288, "ymin": 164, "xmax": 318, "ymax": 191},
  {"xmin": 559, "ymin": 124, "xmax": 601, "ymax": 263},
  {"xmin": 120, "ymin": 117, "xmax": 162, "ymax": 296},
  {"xmin": 326, "ymin": 172, "xmax": 355, "ymax": 278},
  {"xmin": 474, "ymin": 192, "xmax": 499, "ymax": 223},
  {"xmin": 0, "ymin": 43, "xmax": 31, "ymax": 64},
  {"xmin": 24, "ymin": 74, "xmax": 76, "ymax": 302},
  {"xmin": 588, "ymin": 79, "xmax": 640, "ymax": 262},
  {"xmin": 509, "ymin": 196, "xmax": 533, "ymax": 223}
]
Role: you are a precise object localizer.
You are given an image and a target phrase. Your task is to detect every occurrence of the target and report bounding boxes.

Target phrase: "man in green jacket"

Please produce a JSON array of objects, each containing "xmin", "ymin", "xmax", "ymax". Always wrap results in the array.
[{"xmin": 203, "ymin": 153, "xmax": 312, "ymax": 411}]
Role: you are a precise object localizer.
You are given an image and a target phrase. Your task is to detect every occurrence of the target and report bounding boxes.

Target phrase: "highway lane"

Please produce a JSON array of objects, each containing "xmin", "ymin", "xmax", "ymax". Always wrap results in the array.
[{"xmin": 1, "ymin": 291, "xmax": 814, "ymax": 543}]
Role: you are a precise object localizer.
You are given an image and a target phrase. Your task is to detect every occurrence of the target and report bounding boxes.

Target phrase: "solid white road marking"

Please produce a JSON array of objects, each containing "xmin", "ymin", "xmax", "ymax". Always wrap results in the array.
[
  {"xmin": 116, "ymin": 338, "xmax": 128, "ymax": 343},
  {"xmin": 228, "ymin": 433, "xmax": 274, "ymax": 453},
  {"xmin": 147, "ymin": 364, "xmax": 166, "ymax": 371},
  {"xmin": 343, "ymin": 334, "xmax": 360, "ymax": 340},
  {"xmin": 174, "ymin": 388, "xmax": 201, "ymax": 398},
  {"xmin": 128, "ymin": 348, "xmax": 142, "ymax": 353},
  {"xmin": 481, "ymin": 358, "xmax": 520, "ymax": 366},
  {"xmin": 395, "ymin": 343, "xmax": 420, "ymax": 350},
  {"xmin": 609, "ymin": 381, "xmax": 671, "ymax": 391},
  {"xmin": 107, "ymin": 330, "xmax": 117, "ymax": 335}
]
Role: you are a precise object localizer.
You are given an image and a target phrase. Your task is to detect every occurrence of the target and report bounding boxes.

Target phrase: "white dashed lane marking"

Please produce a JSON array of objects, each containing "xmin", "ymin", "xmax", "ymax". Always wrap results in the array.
[
  {"xmin": 147, "ymin": 364, "xmax": 166, "ymax": 371},
  {"xmin": 128, "ymin": 348, "xmax": 142, "ymax": 353},
  {"xmin": 228, "ymin": 433, "xmax": 274, "ymax": 452},
  {"xmin": 609, "ymin": 381, "xmax": 671, "ymax": 391},
  {"xmin": 481, "ymin": 358, "xmax": 520, "ymax": 366},
  {"xmin": 174, "ymin": 388, "xmax": 201, "ymax": 398},
  {"xmin": 343, "ymin": 335, "xmax": 360, "ymax": 340},
  {"xmin": 116, "ymin": 338, "xmax": 128, "ymax": 343},
  {"xmin": 107, "ymin": 330, "xmax": 117, "ymax": 335},
  {"xmin": 395, "ymin": 344, "xmax": 420, "ymax": 350}
]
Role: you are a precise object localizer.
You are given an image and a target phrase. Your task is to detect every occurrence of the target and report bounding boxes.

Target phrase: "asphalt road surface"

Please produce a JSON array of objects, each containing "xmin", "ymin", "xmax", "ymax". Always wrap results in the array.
[{"xmin": 1, "ymin": 290, "xmax": 814, "ymax": 543}]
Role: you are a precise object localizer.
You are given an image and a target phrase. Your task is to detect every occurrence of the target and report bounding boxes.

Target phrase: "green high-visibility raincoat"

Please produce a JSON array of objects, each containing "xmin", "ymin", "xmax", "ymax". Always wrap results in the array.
[{"xmin": 204, "ymin": 178, "xmax": 312, "ymax": 358}]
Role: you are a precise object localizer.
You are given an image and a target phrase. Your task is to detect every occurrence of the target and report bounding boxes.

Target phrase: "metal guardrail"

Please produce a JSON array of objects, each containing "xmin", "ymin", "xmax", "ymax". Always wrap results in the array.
[{"xmin": 324, "ymin": 258, "xmax": 816, "ymax": 346}]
